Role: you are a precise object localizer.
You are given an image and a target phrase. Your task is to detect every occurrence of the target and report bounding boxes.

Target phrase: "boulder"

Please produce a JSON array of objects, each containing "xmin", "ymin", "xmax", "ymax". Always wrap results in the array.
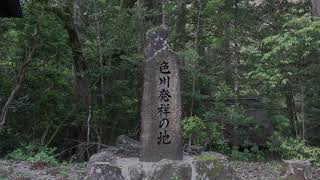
[
  {"xmin": 87, "ymin": 162, "xmax": 125, "ymax": 180},
  {"xmin": 195, "ymin": 155, "xmax": 239, "ymax": 180},
  {"xmin": 86, "ymin": 150, "xmax": 239, "ymax": 180},
  {"xmin": 116, "ymin": 135, "xmax": 140, "ymax": 150},
  {"xmin": 201, "ymin": 151, "xmax": 227, "ymax": 161},
  {"xmin": 87, "ymin": 151, "xmax": 117, "ymax": 173},
  {"xmin": 281, "ymin": 160, "xmax": 312, "ymax": 180},
  {"xmin": 115, "ymin": 135, "xmax": 141, "ymax": 157},
  {"xmin": 127, "ymin": 163, "xmax": 145, "ymax": 180},
  {"xmin": 146, "ymin": 159, "xmax": 192, "ymax": 180},
  {"xmin": 98, "ymin": 135, "xmax": 140, "ymax": 158}
]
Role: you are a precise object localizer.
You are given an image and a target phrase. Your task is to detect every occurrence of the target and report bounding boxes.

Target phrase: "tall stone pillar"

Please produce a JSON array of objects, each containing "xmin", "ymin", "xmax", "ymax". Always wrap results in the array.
[{"xmin": 140, "ymin": 26, "xmax": 183, "ymax": 162}]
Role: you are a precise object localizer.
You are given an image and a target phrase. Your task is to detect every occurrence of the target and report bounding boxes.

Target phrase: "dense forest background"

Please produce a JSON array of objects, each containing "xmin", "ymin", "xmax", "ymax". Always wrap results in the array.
[{"xmin": 0, "ymin": 0, "xmax": 320, "ymax": 164}]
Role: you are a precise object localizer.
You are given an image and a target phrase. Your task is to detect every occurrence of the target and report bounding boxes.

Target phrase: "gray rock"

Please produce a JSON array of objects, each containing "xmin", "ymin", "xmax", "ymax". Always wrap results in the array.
[
  {"xmin": 140, "ymin": 25, "xmax": 183, "ymax": 162},
  {"xmin": 201, "ymin": 151, "xmax": 227, "ymax": 161},
  {"xmin": 128, "ymin": 163, "xmax": 145, "ymax": 180},
  {"xmin": 195, "ymin": 155, "xmax": 239, "ymax": 180},
  {"xmin": 281, "ymin": 160, "xmax": 312, "ymax": 180},
  {"xmin": 87, "ymin": 151, "xmax": 117, "ymax": 174},
  {"xmin": 116, "ymin": 135, "xmax": 140, "ymax": 148},
  {"xmin": 146, "ymin": 159, "xmax": 192, "ymax": 180},
  {"xmin": 87, "ymin": 162, "xmax": 125, "ymax": 180},
  {"xmin": 97, "ymin": 135, "xmax": 140, "ymax": 158},
  {"xmin": 115, "ymin": 135, "xmax": 141, "ymax": 157},
  {"xmin": 86, "ymin": 151, "xmax": 240, "ymax": 180}
]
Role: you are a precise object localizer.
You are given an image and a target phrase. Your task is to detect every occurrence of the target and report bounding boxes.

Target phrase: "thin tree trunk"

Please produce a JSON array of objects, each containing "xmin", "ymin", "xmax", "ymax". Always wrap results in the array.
[
  {"xmin": 300, "ymin": 80, "xmax": 305, "ymax": 141},
  {"xmin": 161, "ymin": 0, "xmax": 166, "ymax": 25},
  {"xmin": 87, "ymin": 106, "xmax": 92, "ymax": 147},
  {"xmin": 190, "ymin": 0, "xmax": 202, "ymax": 117},
  {"xmin": 233, "ymin": 0, "xmax": 240, "ymax": 104},
  {"xmin": 62, "ymin": 1, "xmax": 91, "ymax": 109},
  {"xmin": 285, "ymin": 86, "xmax": 298, "ymax": 137},
  {"xmin": 0, "ymin": 46, "xmax": 37, "ymax": 128},
  {"xmin": 92, "ymin": 0, "xmax": 105, "ymax": 127},
  {"xmin": 175, "ymin": 0, "xmax": 186, "ymax": 50}
]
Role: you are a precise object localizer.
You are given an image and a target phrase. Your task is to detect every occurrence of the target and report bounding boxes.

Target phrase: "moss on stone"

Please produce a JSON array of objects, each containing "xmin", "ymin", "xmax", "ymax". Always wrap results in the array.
[
  {"xmin": 196, "ymin": 155, "xmax": 225, "ymax": 179},
  {"xmin": 197, "ymin": 155, "xmax": 219, "ymax": 162}
]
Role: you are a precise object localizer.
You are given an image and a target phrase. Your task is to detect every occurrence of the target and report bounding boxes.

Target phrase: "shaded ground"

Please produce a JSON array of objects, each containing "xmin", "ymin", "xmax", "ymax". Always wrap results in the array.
[
  {"xmin": 230, "ymin": 161, "xmax": 320, "ymax": 180},
  {"xmin": 0, "ymin": 160, "xmax": 319, "ymax": 180},
  {"xmin": 0, "ymin": 160, "xmax": 86, "ymax": 180}
]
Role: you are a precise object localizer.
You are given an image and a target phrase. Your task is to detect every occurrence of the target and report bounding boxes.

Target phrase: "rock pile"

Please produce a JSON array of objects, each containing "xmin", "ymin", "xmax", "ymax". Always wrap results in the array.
[{"xmin": 86, "ymin": 135, "xmax": 239, "ymax": 180}]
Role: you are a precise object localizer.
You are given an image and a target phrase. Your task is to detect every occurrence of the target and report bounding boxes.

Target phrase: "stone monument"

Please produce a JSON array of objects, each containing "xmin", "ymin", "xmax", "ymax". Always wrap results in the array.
[{"xmin": 140, "ymin": 25, "xmax": 183, "ymax": 162}]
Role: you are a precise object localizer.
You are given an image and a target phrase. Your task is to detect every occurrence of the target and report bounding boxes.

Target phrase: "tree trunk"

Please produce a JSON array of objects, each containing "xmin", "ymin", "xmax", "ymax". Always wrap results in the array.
[
  {"xmin": 175, "ymin": 0, "xmax": 186, "ymax": 50},
  {"xmin": 233, "ymin": 0, "xmax": 240, "ymax": 104},
  {"xmin": 285, "ymin": 86, "xmax": 298, "ymax": 137},
  {"xmin": 312, "ymin": 0, "xmax": 320, "ymax": 17},
  {"xmin": 222, "ymin": 23, "xmax": 233, "ymax": 87},
  {"xmin": 190, "ymin": 0, "xmax": 202, "ymax": 117},
  {"xmin": 300, "ymin": 81, "xmax": 305, "ymax": 141},
  {"xmin": 92, "ymin": 0, "xmax": 105, "ymax": 126},
  {"xmin": 63, "ymin": 2, "xmax": 91, "ymax": 109}
]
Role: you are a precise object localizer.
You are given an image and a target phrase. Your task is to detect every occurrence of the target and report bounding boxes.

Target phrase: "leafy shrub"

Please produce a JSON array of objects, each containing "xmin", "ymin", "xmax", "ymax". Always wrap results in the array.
[
  {"xmin": 206, "ymin": 122, "xmax": 230, "ymax": 154},
  {"xmin": 230, "ymin": 145, "xmax": 265, "ymax": 161},
  {"xmin": 182, "ymin": 116, "xmax": 207, "ymax": 145},
  {"xmin": 268, "ymin": 132, "xmax": 320, "ymax": 166},
  {"xmin": 6, "ymin": 144, "xmax": 36, "ymax": 161},
  {"xmin": 6, "ymin": 144, "xmax": 59, "ymax": 165},
  {"xmin": 182, "ymin": 116, "xmax": 232, "ymax": 155},
  {"xmin": 225, "ymin": 106, "xmax": 253, "ymax": 125}
]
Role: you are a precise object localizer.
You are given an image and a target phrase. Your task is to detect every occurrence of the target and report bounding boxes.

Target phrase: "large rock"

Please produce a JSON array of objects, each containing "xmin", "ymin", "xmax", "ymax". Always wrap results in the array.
[
  {"xmin": 140, "ymin": 25, "xmax": 183, "ymax": 162},
  {"xmin": 115, "ymin": 135, "xmax": 141, "ymax": 157},
  {"xmin": 87, "ymin": 162, "xmax": 125, "ymax": 180},
  {"xmin": 98, "ymin": 135, "xmax": 140, "ymax": 158},
  {"xmin": 146, "ymin": 159, "xmax": 192, "ymax": 180},
  {"xmin": 87, "ymin": 151, "xmax": 117, "ymax": 173},
  {"xmin": 86, "ymin": 151, "xmax": 239, "ymax": 180},
  {"xmin": 195, "ymin": 155, "xmax": 238, "ymax": 180},
  {"xmin": 281, "ymin": 160, "xmax": 312, "ymax": 180}
]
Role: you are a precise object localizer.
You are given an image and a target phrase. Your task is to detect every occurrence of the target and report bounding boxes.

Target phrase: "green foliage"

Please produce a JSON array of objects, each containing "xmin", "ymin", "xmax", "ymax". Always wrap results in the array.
[
  {"xmin": 225, "ymin": 106, "xmax": 253, "ymax": 124},
  {"xmin": 230, "ymin": 146, "xmax": 265, "ymax": 162},
  {"xmin": 268, "ymin": 132, "xmax": 320, "ymax": 166},
  {"xmin": 0, "ymin": 0, "xmax": 320, "ymax": 164},
  {"xmin": 207, "ymin": 122, "xmax": 229, "ymax": 153},
  {"xmin": 182, "ymin": 116, "xmax": 206, "ymax": 144},
  {"xmin": 6, "ymin": 144, "xmax": 59, "ymax": 165}
]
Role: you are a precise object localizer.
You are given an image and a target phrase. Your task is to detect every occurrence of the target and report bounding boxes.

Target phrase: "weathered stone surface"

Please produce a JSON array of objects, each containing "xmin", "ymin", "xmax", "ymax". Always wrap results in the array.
[
  {"xmin": 97, "ymin": 135, "xmax": 140, "ymax": 158},
  {"xmin": 195, "ymin": 155, "xmax": 239, "ymax": 180},
  {"xmin": 86, "ymin": 150, "xmax": 239, "ymax": 180},
  {"xmin": 281, "ymin": 160, "xmax": 312, "ymax": 180},
  {"xmin": 140, "ymin": 25, "xmax": 183, "ymax": 162},
  {"xmin": 146, "ymin": 159, "xmax": 192, "ymax": 180},
  {"xmin": 201, "ymin": 151, "xmax": 227, "ymax": 161},
  {"xmin": 116, "ymin": 135, "xmax": 140, "ymax": 148},
  {"xmin": 87, "ymin": 162, "xmax": 125, "ymax": 180},
  {"xmin": 127, "ymin": 163, "xmax": 145, "ymax": 180},
  {"xmin": 87, "ymin": 151, "xmax": 117, "ymax": 172},
  {"xmin": 116, "ymin": 135, "xmax": 141, "ymax": 157}
]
